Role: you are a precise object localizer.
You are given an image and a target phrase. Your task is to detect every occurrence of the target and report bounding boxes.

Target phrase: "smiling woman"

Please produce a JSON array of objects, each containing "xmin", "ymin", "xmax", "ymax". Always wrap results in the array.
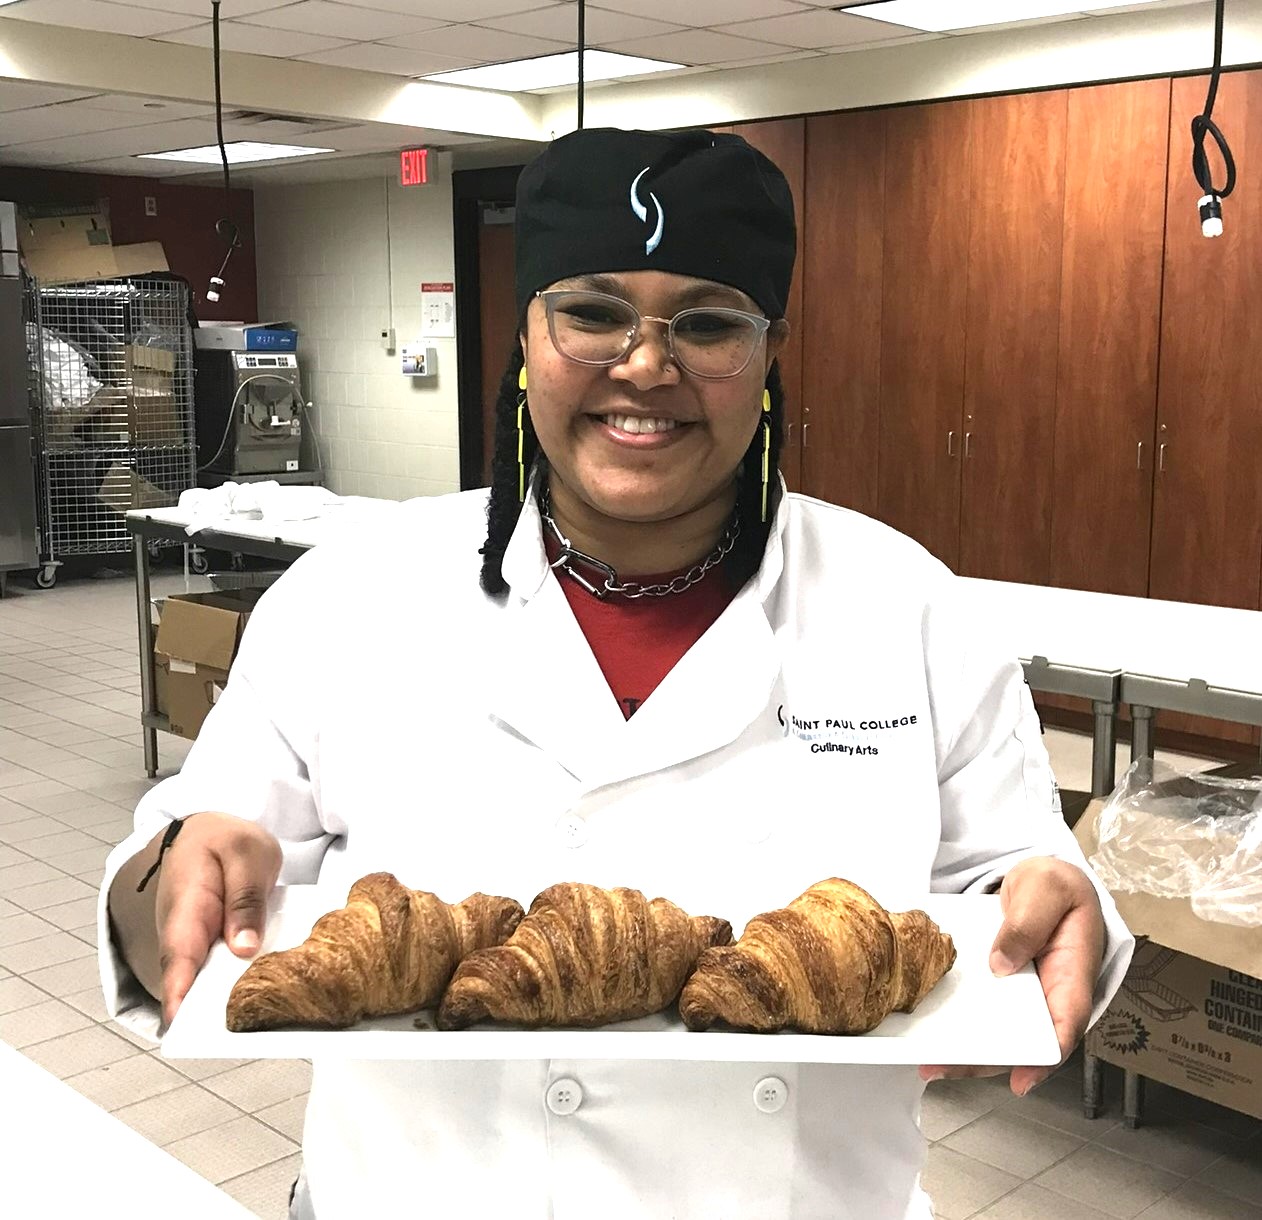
[
  {"xmin": 479, "ymin": 127, "xmax": 795, "ymax": 596},
  {"xmin": 101, "ymin": 125, "xmax": 1132, "ymax": 1220}
]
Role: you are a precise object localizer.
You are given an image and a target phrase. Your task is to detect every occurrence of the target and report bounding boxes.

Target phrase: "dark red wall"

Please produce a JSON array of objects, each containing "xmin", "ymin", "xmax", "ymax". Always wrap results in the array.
[{"xmin": 0, "ymin": 165, "xmax": 257, "ymax": 321}]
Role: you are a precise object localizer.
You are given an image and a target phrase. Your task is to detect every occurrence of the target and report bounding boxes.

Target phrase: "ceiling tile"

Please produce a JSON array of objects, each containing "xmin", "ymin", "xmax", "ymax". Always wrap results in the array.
[
  {"xmin": 825, "ymin": 30, "xmax": 945, "ymax": 52},
  {"xmin": 725, "ymin": 8, "xmax": 910, "ymax": 48},
  {"xmin": 0, "ymin": 81, "xmax": 98, "ymax": 113},
  {"xmin": 482, "ymin": 3, "xmax": 685, "ymax": 42},
  {"xmin": 330, "ymin": 0, "xmax": 556, "ymax": 18},
  {"xmin": 5, "ymin": 117, "xmax": 229, "ymax": 160},
  {"xmin": 235, "ymin": 1, "xmax": 449, "ymax": 41},
  {"xmin": 1084, "ymin": 1, "xmax": 1203, "ymax": 13},
  {"xmin": 61, "ymin": 95, "xmax": 215, "ymax": 120},
  {"xmin": 61, "ymin": 156, "xmax": 200, "ymax": 175},
  {"xmin": 153, "ymin": 21, "xmax": 356, "ymax": 56},
  {"xmin": 296, "ymin": 42, "xmax": 481, "ymax": 75},
  {"xmin": 594, "ymin": 0, "xmax": 806, "ymax": 25},
  {"xmin": 0, "ymin": 0, "xmax": 198, "ymax": 36},
  {"xmin": 119, "ymin": 0, "xmax": 291, "ymax": 15},
  {"xmin": 948, "ymin": 14, "xmax": 1092, "ymax": 36},
  {"xmin": 605, "ymin": 28, "xmax": 793, "ymax": 64},
  {"xmin": 385, "ymin": 23, "xmax": 571, "ymax": 59},
  {"xmin": 0, "ymin": 102, "xmax": 168, "ymax": 147}
]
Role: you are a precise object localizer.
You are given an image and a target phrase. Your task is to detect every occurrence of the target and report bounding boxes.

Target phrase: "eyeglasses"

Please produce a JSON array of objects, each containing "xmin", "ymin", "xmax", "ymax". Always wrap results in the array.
[{"xmin": 537, "ymin": 289, "xmax": 772, "ymax": 380}]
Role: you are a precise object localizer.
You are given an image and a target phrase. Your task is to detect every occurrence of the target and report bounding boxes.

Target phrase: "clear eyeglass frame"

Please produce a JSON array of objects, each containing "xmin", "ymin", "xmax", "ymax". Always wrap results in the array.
[{"xmin": 536, "ymin": 288, "xmax": 772, "ymax": 380}]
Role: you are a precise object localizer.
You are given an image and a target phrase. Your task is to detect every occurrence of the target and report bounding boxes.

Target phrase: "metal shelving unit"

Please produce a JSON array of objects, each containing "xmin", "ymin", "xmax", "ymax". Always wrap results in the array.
[{"xmin": 29, "ymin": 276, "xmax": 196, "ymax": 586}]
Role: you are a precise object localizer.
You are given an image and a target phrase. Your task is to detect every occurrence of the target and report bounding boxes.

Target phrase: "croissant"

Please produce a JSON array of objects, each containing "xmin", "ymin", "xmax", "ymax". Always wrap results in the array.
[
  {"xmin": 225, "ymin": 872, "xmax": 524, "ymax": 1032},
  {"xmin": 436, "ymin": 882, "xmax": 732, "ymax": 1030},
  {"xmin": 679, "ymin": 878, "xmax": 956, "ymax": 1035}
]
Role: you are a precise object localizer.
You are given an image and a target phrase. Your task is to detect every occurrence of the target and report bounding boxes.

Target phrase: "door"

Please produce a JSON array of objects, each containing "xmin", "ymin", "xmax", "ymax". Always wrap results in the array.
[
  {"xmin": 1151, "ymin": 70, "xmax": 1262, "ymax": 610},
  {"xmin": 959, "ymin": 91, "xmax": 1067, "ymax": 584},
  {"xmin": 478, "ymin": 207, "xmax": 518, "ymax": 488},
  {"xmin": 877, "ymin": 100, "xmax": 973, "ymax": 569},
  {"xmin": 721, "ymin": 120, "xmax": 806, "ymax": 492},
  {"xmin": 801, "ymin": 110, "xmax": 886, "ymax": 516},
  {"xmin": 1049, "ymin": 78, "xmax": 1169, "ymax": 597}
]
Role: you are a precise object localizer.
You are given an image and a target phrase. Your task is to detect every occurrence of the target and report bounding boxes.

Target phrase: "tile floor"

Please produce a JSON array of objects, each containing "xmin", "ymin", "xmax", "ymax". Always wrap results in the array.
[{"xmin": 1, "ymin": 568, "xmax": 1260, "ymax": 1220}]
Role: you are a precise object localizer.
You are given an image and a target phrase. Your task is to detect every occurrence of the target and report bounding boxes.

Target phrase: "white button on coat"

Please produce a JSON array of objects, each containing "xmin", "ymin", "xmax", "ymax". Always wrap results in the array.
[
  {"xmin": 753, "ymin": 1077, "xmax": 788, "ymax": 1114},
  {"xmin": 554, "ymin": 813, "xmax": 588, "ymax": 848},
  {"xmin": 546, "ymin": 1078, "xmax": 583, "ymax": 1115}
]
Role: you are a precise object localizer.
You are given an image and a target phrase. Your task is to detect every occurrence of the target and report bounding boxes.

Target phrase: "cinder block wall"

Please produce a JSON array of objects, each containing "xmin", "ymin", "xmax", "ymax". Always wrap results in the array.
[{"xmin": 253, "ymin": 157, "xmax": 459, "ymax": 499}]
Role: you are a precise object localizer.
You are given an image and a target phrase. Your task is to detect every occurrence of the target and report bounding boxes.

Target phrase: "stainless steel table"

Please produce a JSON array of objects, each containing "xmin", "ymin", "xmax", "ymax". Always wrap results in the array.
[
  {"xmin": 963, "ymin": 578, "xmax": 1262, "ymax": 1128},
  {"xmin": 126, "ymin": 505, "xmax": 389, "ymax": 777}
]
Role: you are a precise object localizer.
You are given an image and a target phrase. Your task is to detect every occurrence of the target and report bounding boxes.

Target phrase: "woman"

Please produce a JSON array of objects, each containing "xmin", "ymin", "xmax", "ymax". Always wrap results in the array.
[{"xmin": 102, "ymin": 128, "xmax": 1132, "ymax": 1220}]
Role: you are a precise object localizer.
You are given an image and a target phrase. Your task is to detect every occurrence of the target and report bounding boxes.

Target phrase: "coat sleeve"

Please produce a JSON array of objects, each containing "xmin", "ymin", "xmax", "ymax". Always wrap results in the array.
[
  {"xmin": 96, "ymin": 548, "xmax": 342, "ymax": 1044},
  {"xmin": 924, "ymin": 571, "xmax": 1134, "ymax": 1030}
]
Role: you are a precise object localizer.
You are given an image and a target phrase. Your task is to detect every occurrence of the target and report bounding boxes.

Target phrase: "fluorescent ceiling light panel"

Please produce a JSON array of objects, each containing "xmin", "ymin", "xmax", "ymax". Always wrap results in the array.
[
  {"xmin": 137, "ymin": 141, "xmax": 334, "ymax": 164},
  {"xmin": 424, "ymin": 50, "xmax": 684, "ymax": 92},
  {"xmin": 835, "ymin": 0, "xmax": 1168, "ymax": 32}
]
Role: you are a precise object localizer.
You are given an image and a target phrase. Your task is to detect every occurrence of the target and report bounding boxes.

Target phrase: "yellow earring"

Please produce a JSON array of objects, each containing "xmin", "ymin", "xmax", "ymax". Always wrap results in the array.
[
  {"xmin": 759, "ymin": 388, "xmax": 772, "ymax": 522},
  {"xmin": 517, "ymin": 366, "xmax": 529, "ymax": 502},
  {"xmin": 760, "ymin": 421, "xmax": 771, "ymax": 524}
]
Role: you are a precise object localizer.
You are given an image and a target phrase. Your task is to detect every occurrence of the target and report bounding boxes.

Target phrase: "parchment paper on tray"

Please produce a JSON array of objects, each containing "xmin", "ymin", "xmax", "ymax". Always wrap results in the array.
[{"xmin": 162, "ymin": 888, "xmax": 1060, "ymax": 1066}]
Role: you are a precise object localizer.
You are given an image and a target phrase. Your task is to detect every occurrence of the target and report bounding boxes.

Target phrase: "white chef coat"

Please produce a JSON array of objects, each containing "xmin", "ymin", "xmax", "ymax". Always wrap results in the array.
[{"xmin": 99, "ymin": 484, "xmax": 1134, "ymax": 1220}]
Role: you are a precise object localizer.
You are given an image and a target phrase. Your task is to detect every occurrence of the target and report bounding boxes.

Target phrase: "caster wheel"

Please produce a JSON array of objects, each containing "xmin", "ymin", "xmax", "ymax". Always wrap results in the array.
[
  {"xmin": 147, "ymin": 540, "xmax": 163, "ymax": 562},
  {"xmin": 35, "ymin": 565, "xmax": 57, "ymax": 590},
  {"xmin": 189, "ymin": 551, "xmax": 209, "ymax": 576}
]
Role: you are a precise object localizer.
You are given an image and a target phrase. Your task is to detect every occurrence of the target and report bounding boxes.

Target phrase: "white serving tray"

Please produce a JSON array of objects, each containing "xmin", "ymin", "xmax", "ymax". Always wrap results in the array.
[{"xmin": 162, "ymin": 887, "xmax": 1060, "ymax": 1066}]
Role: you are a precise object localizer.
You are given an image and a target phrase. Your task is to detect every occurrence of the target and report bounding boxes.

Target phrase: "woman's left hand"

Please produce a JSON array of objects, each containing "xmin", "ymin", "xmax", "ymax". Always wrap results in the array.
[{"xmin": 918, "ymin": 856, "xmax": 1106, "ymax": 1097}]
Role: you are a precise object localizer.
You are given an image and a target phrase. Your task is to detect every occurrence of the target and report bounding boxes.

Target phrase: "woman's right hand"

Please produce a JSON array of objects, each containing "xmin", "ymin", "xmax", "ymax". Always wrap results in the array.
[{"xmin": 152, "ymin": 813, "xmax": 283, "ymax": 1025}]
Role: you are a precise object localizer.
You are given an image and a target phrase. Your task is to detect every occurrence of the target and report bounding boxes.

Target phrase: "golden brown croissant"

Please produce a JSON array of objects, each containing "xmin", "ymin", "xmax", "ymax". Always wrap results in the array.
[
  {"xmin": 436, "ymin": 882, "xmax": 732, "ymax": 1030},
  {"xmin": 225, "ymin": 872, "xmax": 524, "ymax": 1032},
  {"xmin": 679, "ymin": 878, "xmax": 956, "ymax": 1035}
]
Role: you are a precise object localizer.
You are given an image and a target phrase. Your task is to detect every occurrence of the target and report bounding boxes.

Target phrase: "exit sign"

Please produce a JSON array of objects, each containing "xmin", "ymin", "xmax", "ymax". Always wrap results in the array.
[{"xmin": 400, "ymin": 147, "xmax": 430, "ymax": 187}]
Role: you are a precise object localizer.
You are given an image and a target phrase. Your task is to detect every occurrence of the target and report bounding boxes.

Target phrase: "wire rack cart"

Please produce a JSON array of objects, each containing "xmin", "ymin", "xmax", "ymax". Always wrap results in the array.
[{"xmin": 29, "ymin": 276, "xmax": 196, "ymax": 587}]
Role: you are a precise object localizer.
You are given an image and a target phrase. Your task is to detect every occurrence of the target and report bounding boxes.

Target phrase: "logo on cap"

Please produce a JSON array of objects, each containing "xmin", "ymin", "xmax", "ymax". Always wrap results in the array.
[{"xmin": 629, "ymin": 167, "xmax": 664, "ymax": 256}]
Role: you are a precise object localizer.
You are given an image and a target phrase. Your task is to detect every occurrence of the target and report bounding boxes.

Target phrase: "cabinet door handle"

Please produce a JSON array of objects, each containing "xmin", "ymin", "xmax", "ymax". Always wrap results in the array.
[
  {"xmin": 964, "ymin": 431, "xmax": 973, "ymax": 458},
  {"xmin": 1137, "ymin": 441, "xmax": 1144, "ymax": 470},
  {"xmin": 1159, "ymin": 443, "xmax": 1167, "ymax": 472},
  {"xmin": 785, "ymin": 422, "xmax": 794, "ymax": 445},
  {"xmin": 801, "ymin": 422, "xmax": 810, "ymax": 449},
  {"xmin": 948, "ymin": 430, "xmax": 958, "ymax": 457}
]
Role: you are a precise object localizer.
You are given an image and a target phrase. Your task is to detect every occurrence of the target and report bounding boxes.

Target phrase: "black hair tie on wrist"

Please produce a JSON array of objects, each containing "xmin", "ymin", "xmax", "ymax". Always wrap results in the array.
[{"xmin": 136, "ymin": 819, "xmax": 184, "ymax": 894}]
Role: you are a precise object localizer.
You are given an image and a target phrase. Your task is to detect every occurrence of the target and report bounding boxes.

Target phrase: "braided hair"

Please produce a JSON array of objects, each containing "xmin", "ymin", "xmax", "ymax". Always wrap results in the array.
[{"xmin": 478, "ymin": 347, "xmax": 786, "ymax": 597}]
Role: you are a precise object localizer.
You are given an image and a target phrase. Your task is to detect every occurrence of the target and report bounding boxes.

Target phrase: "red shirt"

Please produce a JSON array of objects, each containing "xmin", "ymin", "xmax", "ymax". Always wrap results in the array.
[{"xmin": 545, "ymin": 535, "xmax": 735, "ymax": 719}]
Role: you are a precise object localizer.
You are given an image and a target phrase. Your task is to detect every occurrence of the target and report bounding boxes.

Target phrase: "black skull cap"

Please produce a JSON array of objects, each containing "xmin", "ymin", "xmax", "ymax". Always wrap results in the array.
[{"xmin": 514, "ymin": 127, "xmax": 797, "ymax": 321}]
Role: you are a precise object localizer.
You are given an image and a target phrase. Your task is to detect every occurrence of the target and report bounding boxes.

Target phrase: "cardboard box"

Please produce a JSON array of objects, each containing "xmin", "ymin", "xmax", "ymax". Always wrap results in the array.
[
  {"xmin": 19, "ymin": 210, "xmax": 169, "ymax": 284},
  {"xmin": 153, "ymin": 589, "xmax": 265, "ymax": 740},
  {"xmin": 21, "ymin": 211, "xmax": 111, "ymax": 254},
  {"xmin": 96, "ymin": 462, "xmax": 172, "ymax": 516},
  {"xmin": 1076, "ymin": 799, "xmax": 1262, "ymax": 1119},
  {"xmin": 122, "ymin": 345, "xmax": 182, "ymax": 445},
  {"xmin": 65, "ymin": 350, "xmax": 182, "ymax": 447},
  {"xmin": 111, "ymin": 242, "xmax": 169, "ymax": 279}
]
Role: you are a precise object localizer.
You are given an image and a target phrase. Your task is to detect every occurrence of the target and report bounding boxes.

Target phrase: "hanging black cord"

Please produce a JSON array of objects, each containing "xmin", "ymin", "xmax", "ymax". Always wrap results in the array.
[
  {"xmin": 576, "ymin": 0, "xmax": 586, "ymax": 129},
  {"xmin": 1191, "ymin": 0, "xmax": 1236, "ymax": 233},
  {"xmin": 209, "ymin": 0, "xmax": 240, "ymax": 299}
]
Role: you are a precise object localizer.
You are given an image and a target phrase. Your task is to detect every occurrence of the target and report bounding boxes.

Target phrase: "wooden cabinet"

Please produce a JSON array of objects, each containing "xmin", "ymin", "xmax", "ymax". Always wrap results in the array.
[
  {"xmin": 1049, "ymin": 79, "xmax": 1170, "ymax": 597},
  {"xmin": 959, "ymin": 90, "xmax": 1067, "ymax": 585},
  {"xmin": 1151, "ymin": 71, "xmax": 1262, "ymax": 611},
  {"xmin": 726, "ymin": 119, "xmax": 807, "ymax": 492},
  {"xmin": 877, "ymin": 100, "xmax": 974, "ymax": 569},
  {"xmin": 800, "ymin": 110, "xmax": 886, "ymax": 517}
]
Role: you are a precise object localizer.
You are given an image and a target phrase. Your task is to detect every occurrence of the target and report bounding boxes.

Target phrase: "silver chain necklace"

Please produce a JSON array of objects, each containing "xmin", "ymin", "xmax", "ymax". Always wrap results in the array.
[{"xmin": 539, "ymin": 488, "xmax": 740, "ymax": 600}]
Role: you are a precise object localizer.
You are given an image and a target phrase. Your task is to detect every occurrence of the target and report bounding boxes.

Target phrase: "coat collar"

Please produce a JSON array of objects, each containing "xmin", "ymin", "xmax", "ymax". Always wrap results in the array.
[
  {"xmin": 487, "ymin": 474, "xmax": 791, "ymax": 790},
  {"xmin": 500, "ymin": 471, "xmax": 792, "ymax": 608}
]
